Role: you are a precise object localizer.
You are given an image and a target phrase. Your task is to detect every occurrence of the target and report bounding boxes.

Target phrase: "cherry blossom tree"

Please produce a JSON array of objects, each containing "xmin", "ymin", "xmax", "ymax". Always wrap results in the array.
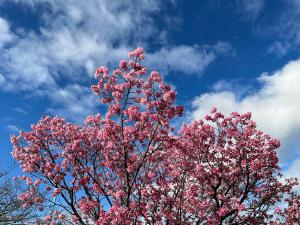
[{"xmin": 11, "ymin": 48, "xmax": 300, "ymax": 224}]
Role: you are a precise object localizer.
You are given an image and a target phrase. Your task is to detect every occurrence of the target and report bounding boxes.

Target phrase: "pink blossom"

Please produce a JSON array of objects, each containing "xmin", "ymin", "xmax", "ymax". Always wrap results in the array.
[
  {"xmin": 119, "ymin": 59, "xmax": 128, "ymax": 70},
  {"xmin": 52, "ymin": 188, "xmax": 61, "ymax": 197},
  {"xmin": 163, "ymin": 90, "xmax": 176, "ymax": 102},
  {"xmin": 149, "ymin": 71, "xmax": 162, "ymax": 83}
]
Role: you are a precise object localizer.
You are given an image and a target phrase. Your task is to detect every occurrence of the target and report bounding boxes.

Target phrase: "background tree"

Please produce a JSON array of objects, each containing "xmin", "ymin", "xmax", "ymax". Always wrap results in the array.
[
  {"xmin": 11, "ymin": 48, "xmax": 300, "ymax": 224},
  {"xmin": 0, "ymin": 168, "xmax": 41, "ymax": 224}
]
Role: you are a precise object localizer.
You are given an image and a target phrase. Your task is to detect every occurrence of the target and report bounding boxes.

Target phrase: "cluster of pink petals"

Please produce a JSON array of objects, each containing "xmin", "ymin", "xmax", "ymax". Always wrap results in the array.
[
  {"xmin": 128, "ymin": 47, "xmax": 144, "ymax": 60},
  {"xmin": 11, "ymin": 48, "xmax": 300, "ymax": 225}
]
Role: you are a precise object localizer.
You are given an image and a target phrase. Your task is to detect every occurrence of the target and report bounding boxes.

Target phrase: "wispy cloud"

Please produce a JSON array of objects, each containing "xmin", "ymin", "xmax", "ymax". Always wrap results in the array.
[
  {"xmin": 45, "ymin": 84, "xmax": 99, "ymax": 123},
  {"xmin": 259, "ymin": 0, "xmax": 300, "ymax": 56},
  {"xmin": 234, "ymin": 0, "xmax": 300, "ymax": 56},
  {"xmin": 6, "ymin": 124, "xmax": 20, "ymax": 133},
  {"xmin": 235, "ymin": 0, "xmax": 266, "ymax": 20},
  {"xmin": 13, "ymin": 107, "xmax": 29, "ymax": 115},
  {"xmin": 267, "ymin": 41, "xmax": 290, "ymax": 57}
]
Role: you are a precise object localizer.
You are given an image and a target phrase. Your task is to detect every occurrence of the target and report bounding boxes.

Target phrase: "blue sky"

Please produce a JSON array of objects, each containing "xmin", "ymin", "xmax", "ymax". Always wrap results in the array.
[{"xmin": 1, "ymin": 0, "xmax": 300, "ymax": 183}]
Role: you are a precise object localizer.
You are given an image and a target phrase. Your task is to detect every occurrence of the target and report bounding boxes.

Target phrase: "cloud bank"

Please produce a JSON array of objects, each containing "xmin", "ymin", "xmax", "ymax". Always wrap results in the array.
[{"xmin": 190, "ymin": 58, "xmax": 300, "ymax": 161}]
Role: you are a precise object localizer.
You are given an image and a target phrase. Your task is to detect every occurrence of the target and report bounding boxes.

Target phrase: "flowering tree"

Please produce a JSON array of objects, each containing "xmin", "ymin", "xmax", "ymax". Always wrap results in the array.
[{"xmin": 11, "ymin": 48, "xmax": 300, "ymax": 224}]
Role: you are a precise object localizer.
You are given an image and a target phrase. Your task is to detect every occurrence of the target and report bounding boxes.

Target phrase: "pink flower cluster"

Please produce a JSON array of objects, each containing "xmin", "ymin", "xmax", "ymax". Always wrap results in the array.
[{"xmin": 128, "ymin": 47, "xmax": 144, "ymax": 60}]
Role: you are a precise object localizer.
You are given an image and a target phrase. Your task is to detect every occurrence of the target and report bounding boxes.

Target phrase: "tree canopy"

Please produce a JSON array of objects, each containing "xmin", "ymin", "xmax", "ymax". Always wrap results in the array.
[{"xmin": 11, "ymin": 48, "xmax": 300, "ymax": 224}]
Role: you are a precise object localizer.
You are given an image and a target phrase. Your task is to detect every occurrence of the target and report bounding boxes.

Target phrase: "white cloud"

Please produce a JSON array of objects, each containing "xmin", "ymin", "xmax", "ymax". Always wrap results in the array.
[
  {"xmin": 189, "ymin": 58, "xmax": 300, "ymax": 162},
  {"xmin": 236, "ymin": 0, "xmax": 266, "ymax": 20},
  {"xmin": 2, "ymin": 33, "xmax": 56, "ymax": 91},
  {"xmin": 0, "ymin": 17, "xmax": 13, "ymax": 48},
  {"xmin": 147, "ymin": 45, "xmax": 215, "ymax": 75},
  {"xmin": 147, "ymin": 42, "xmax": 234, "ymax": 76}
]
